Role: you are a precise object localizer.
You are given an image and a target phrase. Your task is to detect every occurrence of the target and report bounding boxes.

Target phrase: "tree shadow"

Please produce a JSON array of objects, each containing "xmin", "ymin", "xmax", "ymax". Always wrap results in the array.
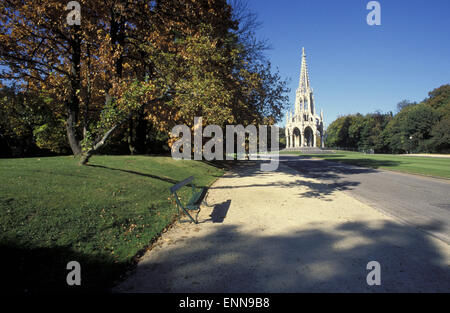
[
  {"xmin": 320, "ymin": 158, "xmax": 403, "ymax": 169},
  {"xmin": 0, "ymin": 242, "xmax": 125, "ymax": 293},
  {"xmin": 207, "ymin": 178, "xmax": 360, "ymax": 201},
  {"xmin": 87, "ymin": 164, "xmax": 178, "ymax": 184},
  {"xmin": 203, "ymin": 158, "xmax": 366, "ymax": 200},
  {"xmin": 115, "ymin": 220, "xmax": 450, "ymax": 293},
  {"xmin": 4, "ymin": 156, "xmax": 448, "ymax": 293},
  {"xmin": 281, "ymin": 157, "xmax": 379, "ymax": 179},
  {"xmin": 296, "ymin": 180, "xmax": 361, "ymax": 200}
]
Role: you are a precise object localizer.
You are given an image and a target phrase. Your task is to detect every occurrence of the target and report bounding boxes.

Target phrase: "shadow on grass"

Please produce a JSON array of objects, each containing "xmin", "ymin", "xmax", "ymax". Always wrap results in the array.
[
  {"xmin": 88, "ymin": 163, "xmax": 224, "ymax": 189},
  {"xmin": 3, "ymin": 156, "xmax": 449, "ymax": 293},
  {"xmin": 293, "ymin": 154, "xmax": 403, "ymax": 168},
  {"xmin": 87, "ymin": 164, "xmax": 178, "ymax": 184},
  {"xmin": 115, "ymin": 219, "xmax": 450, "ymax": 292},
  {"xmin": 321, "ymin": 158, "xmax": 403, "ymax": 169},
  {"xmin": 0, "ymin": 243, "xmax": 126, "ymax": 293}
]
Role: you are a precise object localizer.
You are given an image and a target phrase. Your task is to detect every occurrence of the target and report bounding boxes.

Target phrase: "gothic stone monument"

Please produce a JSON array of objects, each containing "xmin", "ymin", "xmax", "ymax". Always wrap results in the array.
[{"xmin": 285, "ymin": 48, "xmax": 324, "ymax": 149}]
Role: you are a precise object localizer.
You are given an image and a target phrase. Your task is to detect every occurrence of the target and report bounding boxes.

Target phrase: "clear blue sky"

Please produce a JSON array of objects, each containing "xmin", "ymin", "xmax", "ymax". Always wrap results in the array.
[{"xmin": 248, "ymin": 0, "xmax": 450, "ymax": 127}]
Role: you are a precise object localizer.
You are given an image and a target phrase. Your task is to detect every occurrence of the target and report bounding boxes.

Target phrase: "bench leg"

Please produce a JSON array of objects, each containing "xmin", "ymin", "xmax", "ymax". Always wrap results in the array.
[
  {"xmin": 201, "ymin": 198, "xmax": 213, "ymax": 208},
  {"xmin": 180, "ymin": 207, "xmax": 198, "ymax": 224},
  {"xmin": 195, "ymin": 207, "xmax": 201, "ymax": 223}
]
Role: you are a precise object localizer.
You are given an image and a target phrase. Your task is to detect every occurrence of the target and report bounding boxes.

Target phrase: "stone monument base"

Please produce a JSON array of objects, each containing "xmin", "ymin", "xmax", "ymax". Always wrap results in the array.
[{"xmin": 282, "ymin": 147, "xmax": 335, "ymax": 154}]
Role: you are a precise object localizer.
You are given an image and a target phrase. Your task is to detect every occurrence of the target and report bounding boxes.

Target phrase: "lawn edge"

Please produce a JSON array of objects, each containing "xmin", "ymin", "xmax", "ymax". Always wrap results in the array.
[{"xmin": 109, "ymin": 166, "xmax": 227, "ymax": 291}]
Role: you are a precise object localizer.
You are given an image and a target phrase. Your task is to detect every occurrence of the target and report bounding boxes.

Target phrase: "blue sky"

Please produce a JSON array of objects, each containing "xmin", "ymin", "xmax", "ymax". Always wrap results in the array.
[{"xmin": 248, "ymin": 0, "xmax": 450, "ymax": 127}]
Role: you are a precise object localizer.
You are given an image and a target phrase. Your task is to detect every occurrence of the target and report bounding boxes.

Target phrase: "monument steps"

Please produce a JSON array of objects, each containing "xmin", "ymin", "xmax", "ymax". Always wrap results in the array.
[{"xmin": 282, "ymin": 147, "xmax": 335, "ymax": 154}]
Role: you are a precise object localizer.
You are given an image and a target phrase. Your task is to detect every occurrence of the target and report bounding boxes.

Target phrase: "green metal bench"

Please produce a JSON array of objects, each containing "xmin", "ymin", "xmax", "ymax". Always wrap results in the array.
[{"xmin": 170, "ymin": 176, "xmax": 206, "ymax": 224}]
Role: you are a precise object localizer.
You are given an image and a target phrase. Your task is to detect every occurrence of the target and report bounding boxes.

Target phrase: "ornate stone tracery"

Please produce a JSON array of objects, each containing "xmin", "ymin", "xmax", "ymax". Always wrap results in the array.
[{"xmin": 285, "ymin": 48, "xmax": 324, "ymax": 148}]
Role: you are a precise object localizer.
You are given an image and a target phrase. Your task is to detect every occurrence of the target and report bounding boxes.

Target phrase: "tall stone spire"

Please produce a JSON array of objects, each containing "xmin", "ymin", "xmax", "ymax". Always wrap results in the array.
[
  {"xmin": 298, "ymin": 47, "xmax": 310, "ymax": 93},
  {"xmin": 294, "ymin": 47, "xmax": 313, "ymax": 114},
  {"xmin": 285, "ymin": 46, "xmax": 325, "ymax": 149}
]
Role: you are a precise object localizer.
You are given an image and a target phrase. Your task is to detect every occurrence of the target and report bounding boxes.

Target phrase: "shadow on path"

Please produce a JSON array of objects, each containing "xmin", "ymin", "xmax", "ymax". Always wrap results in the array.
[
  {"xmin": 119, "ymin": 220, "xmax": 450, "ymax": 292},
  {"xmin": 206, "ymin": 158, "xmax": 367, "ymax": 200},
  {"xmin": 209, "ymin": 200, "xmax": 231, "ymax": 223}
]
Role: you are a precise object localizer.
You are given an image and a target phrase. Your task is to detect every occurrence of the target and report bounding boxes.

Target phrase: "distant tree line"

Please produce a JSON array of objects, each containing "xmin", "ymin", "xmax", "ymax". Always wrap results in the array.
[{"xmin": 325, "ymin": 84, "xmax": 450, "ymax": 154}]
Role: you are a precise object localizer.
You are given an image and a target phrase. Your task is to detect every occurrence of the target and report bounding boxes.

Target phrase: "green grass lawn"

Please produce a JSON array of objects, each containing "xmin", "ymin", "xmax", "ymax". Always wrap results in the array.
[
  {"xmin": 0, "ymin": 155, "xmax": 224, "ymax": 292},
  {"xmin": 280, "ymin": 150, "xmax": 450, "ymax": 179}
]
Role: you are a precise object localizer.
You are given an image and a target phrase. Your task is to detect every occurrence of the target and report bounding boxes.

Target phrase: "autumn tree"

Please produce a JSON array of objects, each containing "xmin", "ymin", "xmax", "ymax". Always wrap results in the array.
[
  {"xmin": 1, "ymin": 0, "xmax": 289, "ymax": 163},
  {"xmin": 0, "ymin": 0, "xmax": 99, "ymax": 155}
]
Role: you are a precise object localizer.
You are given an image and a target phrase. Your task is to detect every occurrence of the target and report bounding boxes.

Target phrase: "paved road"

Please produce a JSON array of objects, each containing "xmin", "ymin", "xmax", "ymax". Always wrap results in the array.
[{"xmin": 281, "ymin": 155, "xmax": 450, "ymax": 245}]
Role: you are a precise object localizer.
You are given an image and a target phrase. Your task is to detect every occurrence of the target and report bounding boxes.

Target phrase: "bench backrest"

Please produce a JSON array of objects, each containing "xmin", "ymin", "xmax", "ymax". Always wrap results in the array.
[{"xmin": 170, "ymin": 176, "xmax": 194, "ymax": 194}]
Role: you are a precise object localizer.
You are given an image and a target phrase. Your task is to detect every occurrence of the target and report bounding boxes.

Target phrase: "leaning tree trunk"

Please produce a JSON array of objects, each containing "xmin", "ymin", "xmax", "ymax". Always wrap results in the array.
[
  {"xmin": 79, "ymin": 123, "xmax": 120, "ymax": 165},
  {"xmin": 78, "ymin": 93, "xmax": 168, "ymax": 165},
  {"xmin": 79, "ymin": 112, "xmax": 133, "ymax": 165}
]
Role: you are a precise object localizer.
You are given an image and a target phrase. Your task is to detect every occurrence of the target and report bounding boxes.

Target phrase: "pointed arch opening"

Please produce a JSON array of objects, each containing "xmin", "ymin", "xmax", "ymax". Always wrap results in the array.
[
  {"xmin": 293, "ymin": 127, "xmax": 301, "ymax": 148},
  {"xmin": 304, "ymin": 126, "xmax": 314, "ymax": 147}
]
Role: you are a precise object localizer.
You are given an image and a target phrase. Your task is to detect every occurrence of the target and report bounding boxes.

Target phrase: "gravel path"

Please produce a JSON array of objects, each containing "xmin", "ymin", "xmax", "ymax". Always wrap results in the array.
[{"xmin": 114, "ymin": 161, "xmax": 450, "ymax": 292}]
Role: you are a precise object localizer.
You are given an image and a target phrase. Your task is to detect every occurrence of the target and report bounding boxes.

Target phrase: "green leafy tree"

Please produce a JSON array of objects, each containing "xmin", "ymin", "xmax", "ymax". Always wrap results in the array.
[
  {"xmin": 325, "ymin": 115, "xmax": 352, "ymax": 149},
  {"xmin": 347, "ymin": 114, "xmax": 364, "ymax": 149},
  {"xmin": 0, "ymin": 86, "xmax": 70, "ymax": 156}
]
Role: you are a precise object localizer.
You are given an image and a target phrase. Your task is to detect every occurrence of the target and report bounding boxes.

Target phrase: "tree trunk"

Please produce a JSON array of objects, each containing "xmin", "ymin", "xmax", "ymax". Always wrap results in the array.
[
  {"xmin": 79, "ymin": 150, "xmax": 93, "ymax": 165},
  {"xmin": 79, "ymin": 113, "xmax": 133, "ymax": 165},
  {"xmin": 135, "ymin": 109, "xmax": 148, "ymax": 154},
  {"xmin": 67, "ymin": 111, "xmax": 82, "ymax": 155},
  {"xmin": 128, "ymin": 118, "xmax": 135, "ymax": 155},
  {"xmin": 67, "ymin": 25, "xmax": 82, "ymax": 155}
]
